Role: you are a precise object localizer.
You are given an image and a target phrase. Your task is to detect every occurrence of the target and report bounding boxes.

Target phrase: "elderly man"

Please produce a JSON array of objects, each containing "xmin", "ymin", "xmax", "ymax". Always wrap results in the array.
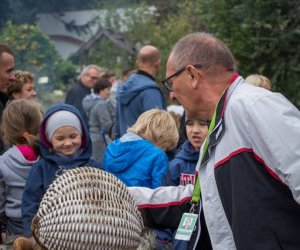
[
  {"xmin": 114, "ymin": 45, "xmax": 166, "ymax": 138},
  {"xmin": 128, "ymin": 32, "xmax": 300, "ymax": 250},
  {"xmin": 65, "ymin": 64, "xmax": 102, "ymax": 127}
]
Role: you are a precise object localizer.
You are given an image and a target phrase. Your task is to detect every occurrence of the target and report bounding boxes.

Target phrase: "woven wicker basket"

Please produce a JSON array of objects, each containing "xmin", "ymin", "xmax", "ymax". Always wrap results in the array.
[{"xmin": 32, "ymin": 167, "xmax": 144, "ymax": 250}]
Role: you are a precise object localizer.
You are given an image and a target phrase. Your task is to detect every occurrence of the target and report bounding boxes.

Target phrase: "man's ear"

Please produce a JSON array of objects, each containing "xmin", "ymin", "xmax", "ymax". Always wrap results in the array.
[
  {"xmin": 186, "ymin": 65, "xmax": 203, "ymax": 89},
  {"xmin": 155, "ymin": 60, "xmax": 161, "ymax": 70}
]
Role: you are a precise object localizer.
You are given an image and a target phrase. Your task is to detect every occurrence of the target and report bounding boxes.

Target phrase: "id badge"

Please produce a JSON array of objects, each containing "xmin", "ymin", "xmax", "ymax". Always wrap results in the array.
[{"xmin": 174, "ymin": 212, "xmax": 198, "ymax": 241}]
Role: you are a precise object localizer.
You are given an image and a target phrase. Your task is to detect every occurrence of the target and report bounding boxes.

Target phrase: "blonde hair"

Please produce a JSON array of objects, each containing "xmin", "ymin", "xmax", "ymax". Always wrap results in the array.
[
  {"xmin": 127, "ymin": 109, "xmax": 179, "ymax": 151},
  {"xmin": 1, "ymin": 99, "xmax": 43, "ymax": 154},
  {"xmin": 7, "ymin": 70, "xmax": 34, "ymax": 100},
  {"xmin": 245, "ymin": 74, "xmax": 271, "ymax": 90}
]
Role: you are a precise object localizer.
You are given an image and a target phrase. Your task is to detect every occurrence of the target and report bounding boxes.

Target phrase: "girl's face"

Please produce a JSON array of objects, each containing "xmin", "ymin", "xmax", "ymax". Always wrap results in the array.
[
  {"xmin": 100, "ymin": 87, "xmax": 111, "ymax": 100},
  {"xmin": 185, "ymin": 119, "xmax": 208, "ymax": 151},
  {"xmin": 51, "ymin": 126, "xmax": 82, "ymax": 156},
  {"xmin": 13, "ymin": 81, "xmax": 37, "ymax": 100}
]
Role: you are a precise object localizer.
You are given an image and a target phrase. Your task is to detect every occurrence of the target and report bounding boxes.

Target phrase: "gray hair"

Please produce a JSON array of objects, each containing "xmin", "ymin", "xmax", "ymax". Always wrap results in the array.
[
  {"xmin": 171, "ymin": 32, "xmax": 236, "ymax": 73},
  {"xmin": 78, "ymin": 64, "xmax": 103, "ymax": 80}
]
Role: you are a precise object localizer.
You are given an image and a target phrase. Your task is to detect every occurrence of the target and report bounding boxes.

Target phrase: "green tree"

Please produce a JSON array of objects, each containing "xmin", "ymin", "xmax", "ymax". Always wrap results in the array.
[
  {"xmin": 0, "ymin": 22, "xmax": 77, "ymax": 105},
  {"xmin": 196, "ymin": 0, "xmax": 300, "ymax": 105},
  {"xmin": 104, "ymin": 0, "xmax": 300, "ymax": 105},
  {"xmin": 0, "ymin": 22, "xmax": 61, "ymax": 81},
  {"xmin": 103, "ymin": 1, "xmax": 203, "ymax": 80}
]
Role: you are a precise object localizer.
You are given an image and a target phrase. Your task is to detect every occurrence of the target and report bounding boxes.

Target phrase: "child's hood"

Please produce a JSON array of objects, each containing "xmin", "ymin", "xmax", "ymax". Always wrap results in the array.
[
  {"xmin": 82, "ymin": 94, "xmax": 102, "ymax": 117},
  {"xmin": 103, "ymin": 138, "xmax": 156, "ymax": 173},
  {"xmin": 0, "ymin": 146, "xmax": 38, "ymax": 179},
  {"xmin": 39, "ymin": 103, "xmax": 92, "ymax": 163},
  {"xmin": 176, "ymin": 140, "xmax": 199, "ymax": 162}
]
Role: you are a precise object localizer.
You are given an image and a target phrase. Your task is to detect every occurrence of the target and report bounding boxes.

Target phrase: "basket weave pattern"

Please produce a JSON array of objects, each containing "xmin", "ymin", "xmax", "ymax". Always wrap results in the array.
[{"xmin": 32, "ymin": 167, "xmax": 143, "ymax": 250}]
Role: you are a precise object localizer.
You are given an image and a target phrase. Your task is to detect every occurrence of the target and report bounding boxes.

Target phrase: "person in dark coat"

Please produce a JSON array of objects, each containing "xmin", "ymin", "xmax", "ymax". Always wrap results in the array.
[
  {"xmin": 65, "ymin": 65, "xmax": 102, "ymax": 127},
  {"xmin": 0, "ymin": 44, "xmax": 15, "ymax": 155}
]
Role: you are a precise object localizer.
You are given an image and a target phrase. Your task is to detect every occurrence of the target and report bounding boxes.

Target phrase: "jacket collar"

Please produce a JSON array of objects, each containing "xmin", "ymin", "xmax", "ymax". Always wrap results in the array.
[{"xmin": 201, "ymin": 73, "xmax": 242, "ymax": 165}]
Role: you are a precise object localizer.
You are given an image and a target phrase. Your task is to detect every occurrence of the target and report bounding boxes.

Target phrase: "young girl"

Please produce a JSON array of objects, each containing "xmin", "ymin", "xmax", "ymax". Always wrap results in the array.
[
  {"xmin": 21, "ymin": 103, "xmax": 102, "ymax": 242},
  {"xmin": 157, "ymin": 115, "xmax": 209, "ymax": 250},
  {"xmin": 0, "ymin": 100, "xmax": 42, "ymax": 246}
]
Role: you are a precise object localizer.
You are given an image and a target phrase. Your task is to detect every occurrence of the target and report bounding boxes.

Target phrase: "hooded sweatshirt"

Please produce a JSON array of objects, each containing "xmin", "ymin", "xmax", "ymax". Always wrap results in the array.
[
  {"xmin": 162, "ymin": 140, "xmax": 199, "ymax": 186},
  {"xmin": 157, "ymin": 140, "xmax": 200, "ymax": 250},
  {"xmin": 82, "ymin": 94, "xmax": 115, "ymax": 160},
  {"xmin": 22, "ymin": 103, "xmax": 101, "ymax": 237},
  {"xmin": 0, "ymin": 146, "xmax": 39, "ymax": 235},
  {"xmin": 114, "ymin": 71, "xmax": 166, "ymax": 138},
  {"xmin": 103, "ymin": 132, "xmax": 168, "ymax": 188}
]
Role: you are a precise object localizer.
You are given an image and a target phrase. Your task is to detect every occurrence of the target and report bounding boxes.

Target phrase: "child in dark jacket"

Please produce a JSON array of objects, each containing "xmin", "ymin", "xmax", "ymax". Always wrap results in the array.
[
  {"xmin": 157, "ymin": 117, "xmax": 209, "ymax": 250},
  {"xmin": 0, "ymin": 100, "xmax": 42, "ymax": 246},
  {"xmin": 21, "ymin": 103, "xmax": 101, "ymax": 245}
]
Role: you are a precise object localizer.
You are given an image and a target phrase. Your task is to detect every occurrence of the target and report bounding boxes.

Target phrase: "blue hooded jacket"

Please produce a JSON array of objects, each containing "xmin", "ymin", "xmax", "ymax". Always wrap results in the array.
[
  {"xmin": 157, "ymin": 140, "xmax": 199, "ymax": 250},
  {"xmin": 114, "ymin": 72, "xmax": 166, "ymax": 138},
  {"xmin": 103, "ymin": 132, "xmax": 168, "ymax": 188},
  {"xmin": 22, "ymin": 103, "xmax": 101, "ymax": 236},
  {"xmin": 162, "ymin": 140, "xmax": 199, "ymax": 186}
]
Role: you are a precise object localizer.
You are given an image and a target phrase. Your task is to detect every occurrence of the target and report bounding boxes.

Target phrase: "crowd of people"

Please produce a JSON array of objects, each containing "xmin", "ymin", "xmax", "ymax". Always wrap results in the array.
[{"xmin": 0, "ymin": 30, "xmax": 300, "ymax": 250}]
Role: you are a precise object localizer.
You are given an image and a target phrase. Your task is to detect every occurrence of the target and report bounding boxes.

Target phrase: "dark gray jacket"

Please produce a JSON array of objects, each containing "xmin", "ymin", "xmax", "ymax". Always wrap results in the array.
[{"xmin": 82, "ymin": 94, "xmax": 115, "ymax": 160}]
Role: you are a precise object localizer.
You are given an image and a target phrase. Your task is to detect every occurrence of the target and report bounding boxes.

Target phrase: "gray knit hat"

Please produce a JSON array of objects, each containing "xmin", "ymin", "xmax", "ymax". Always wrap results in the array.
[{"xmin": 45, "ymin": 110, "xmax": 82, "ymax": 141}]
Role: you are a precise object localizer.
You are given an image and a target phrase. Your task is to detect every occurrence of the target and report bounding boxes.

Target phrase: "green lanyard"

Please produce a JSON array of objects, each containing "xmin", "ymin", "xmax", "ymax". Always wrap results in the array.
[{"xmin": 191, "ymin": 86, "xmax": 229, "ymax": 205}]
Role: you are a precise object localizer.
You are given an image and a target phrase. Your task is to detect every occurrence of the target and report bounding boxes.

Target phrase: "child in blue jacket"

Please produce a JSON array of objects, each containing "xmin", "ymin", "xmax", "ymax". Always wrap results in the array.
[
  {"xmin": 103, "ymin": 109, "xmax": 179, "ymax": 249},
  {"xmin": 103, "ymin": 109, "xmax": 178, "ymax": 189},
  {"xmin": 21, "ymin": 103, "xmax": 101, "ymax": 245},
  {"xmin": 157, "ymin": 116, "xmax": 209, "ymax": 250}
]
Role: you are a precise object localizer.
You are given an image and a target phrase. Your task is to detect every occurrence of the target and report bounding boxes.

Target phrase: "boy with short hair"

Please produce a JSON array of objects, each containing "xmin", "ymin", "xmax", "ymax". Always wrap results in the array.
[{"xmin": 22, "ymin": 103, "xmax": 101, "ymax": 243}]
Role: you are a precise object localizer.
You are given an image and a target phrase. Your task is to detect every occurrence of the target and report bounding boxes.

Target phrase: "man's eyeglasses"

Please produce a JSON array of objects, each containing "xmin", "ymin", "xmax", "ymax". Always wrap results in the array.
[
  {"xmin": 162, "ymin": 64, "xmax": 203, "ymax": 92},
  {"xmin": 88, "ymin": 74, "xmax": 99, "ymax": 81}
]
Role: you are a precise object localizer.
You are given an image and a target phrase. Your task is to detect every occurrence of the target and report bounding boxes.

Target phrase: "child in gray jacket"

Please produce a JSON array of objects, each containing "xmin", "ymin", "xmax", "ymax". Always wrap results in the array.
[{"xmin": 0, "ymin": 100, "xmax": 42, "ymax": 246}]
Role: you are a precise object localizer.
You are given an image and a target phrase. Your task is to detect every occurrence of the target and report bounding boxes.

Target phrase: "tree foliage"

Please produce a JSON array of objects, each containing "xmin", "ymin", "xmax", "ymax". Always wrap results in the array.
[
  {"xmin": 0, "ymin": 22, "xmax": 59, "ymax": 73},
  {"xmin": 0, "ymin": 22, "xmax": 77, "ymax": 91},
  {"xmin": 196, "ymin": 0, "xmax": 300, "ymax": 104},
  {"xmin": 103, "ymin": 1, "xmax": 202, "ymax": 83},
  {"xmin": 107, "ymin": 0, "xmax": 300, "ymax": 105},
  {"xmin": 1, "ymin": 0, "xmax": 299, "ymax": 105}
]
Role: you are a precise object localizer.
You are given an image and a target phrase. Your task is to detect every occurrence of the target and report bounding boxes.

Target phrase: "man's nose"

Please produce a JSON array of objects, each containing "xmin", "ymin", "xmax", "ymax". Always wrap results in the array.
[
  {"xmin": 169, "ymin": 92, "xmax": 176, "ymax": 101},
  {"xmin": 10, "ymin": 71, "xmax": 16, "ymax": 80}
]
